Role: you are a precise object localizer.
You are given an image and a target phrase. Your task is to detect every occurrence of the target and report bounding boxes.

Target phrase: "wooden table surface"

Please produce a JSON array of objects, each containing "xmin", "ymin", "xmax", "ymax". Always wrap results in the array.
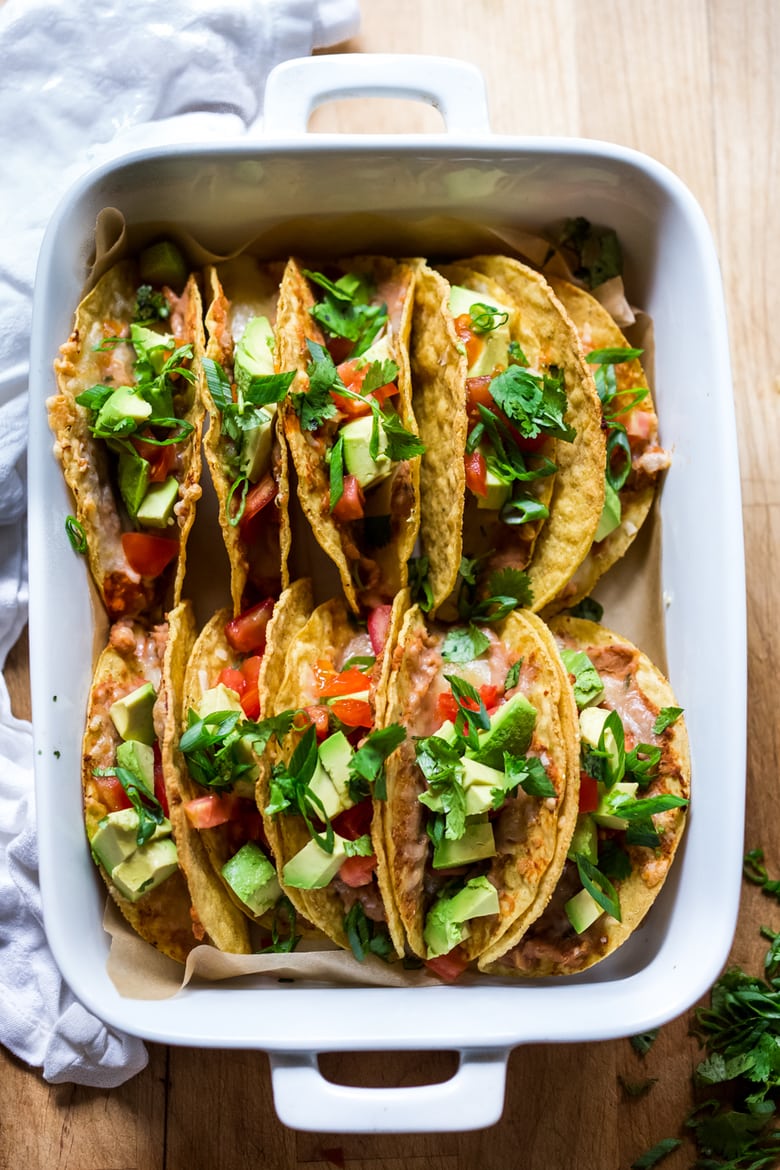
[{"xmin": 2, "ymin": 1, "xmax": 777, "ymax": 1167}]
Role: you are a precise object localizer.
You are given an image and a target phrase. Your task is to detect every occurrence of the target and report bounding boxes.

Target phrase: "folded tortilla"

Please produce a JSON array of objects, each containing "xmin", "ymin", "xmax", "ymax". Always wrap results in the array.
[
  {"xmin": 82, "ymin": 605, "xmax": 201, "ymax": 963},
  {"xmin": 49, "ymin": 260, "xmax": 205, "ymax": 620},
  {"xmin": 381, "ymin": 606, "xmax": 580, "ymax": 966},
  {"xmin": 165, "ymin": 580, "xmax": 314, "ymax": 953},
  {"xmin": 411, "ymin": 255, "xmax": 605, "ymax": 615},
  {"xmin": 275, "ymin": 256, "xmax": 421, "ymax": 613},
  {"xmin": 483, "ymin": 616, "xmax": 690, "ymax": 977},
  {"xmin": 541, "ymin": 278, "xmax": 671, "ymax": 614},
  {"xmin": 256, "ymin": 591, "xmax": 410, "ymax": 958},
  {"xmin": 202, "ymin": 257, "xmax": 292, "ymax": 613}
]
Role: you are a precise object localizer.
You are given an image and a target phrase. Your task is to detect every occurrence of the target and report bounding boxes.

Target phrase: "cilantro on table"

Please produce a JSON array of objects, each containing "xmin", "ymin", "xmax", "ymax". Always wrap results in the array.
[
  {"xmin": 504, "ymin": 659, "xmax": 522, "ymax": 690},
  {"xmin": 557, "ymin": 216, "xmax": 623, "ymax": 289},
  {"xmin": 630, "ymin": 1028, "xmax": 660, "ymax": 1058},
  {"xmin": 303, "ymin": 268, "xmax": 387, "ymax": 358},
  {"xmin": 630, "ymin": 1138, "xmax": 681, "ymax": 1169},
  {"xmin": 743, "ymin": 849, "xmax": 780, "ymax": 901}
]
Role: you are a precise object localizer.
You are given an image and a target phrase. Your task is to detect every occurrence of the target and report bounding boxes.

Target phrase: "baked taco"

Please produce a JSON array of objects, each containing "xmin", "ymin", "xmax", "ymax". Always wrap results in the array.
[
  {"xmin": 381, "ymin": 603, "xmax": 580, "ymax": 981},
  {"xmin": 83, "ymin": 602, "xmax": 201, "ymax": 963},
  {"xmin": 256, "ymin": 592, "xmax": 411, "ymax": 960},
  {"xmin": 201, "ymin": 256, "xmax": 296, "ymax": 612},
  {"xmin": 168, "ymin": 579, "xmax": 314, "ymax": 953},
  {"xmin": 275, "ymin": 257, "xmax": 424, "ymax": 612},
  {"xmin": 410, "ymin": 256, "xmax": 604, "ymax": 615},
  {"xmin": 49, "ymin": 243, "xmax": 205, "ymax": 620},
  {"xmin": 483, "ymin": 616, "xmax": 690, "ymax": 978},
  {"xmin": 542, "ymin": 278, "xmax": 671, "ymax": 613}
]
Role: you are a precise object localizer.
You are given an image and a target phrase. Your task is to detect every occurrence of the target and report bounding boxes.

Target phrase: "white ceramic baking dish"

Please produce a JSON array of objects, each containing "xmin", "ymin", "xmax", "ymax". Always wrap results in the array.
[{"xmin": 27, "ymin": 55, "xmax": 745, "ymax": 1133}]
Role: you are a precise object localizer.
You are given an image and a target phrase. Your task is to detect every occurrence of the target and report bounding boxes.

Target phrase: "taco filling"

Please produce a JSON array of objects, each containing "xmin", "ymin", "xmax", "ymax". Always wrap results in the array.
[
  {"xmin": 486, "ymin": 617, "xmax": 689, "ymax": 977},
  {"xmin": 382, "ymin": 606, "xmax": 578, "ymax": 981},
  {"xmin": 277, "ymin": 258, "xmax": 423, "ymax": 610},
  {"xmin": 50, "ymin": 243, "xmax": 204, "ymax": 619}
]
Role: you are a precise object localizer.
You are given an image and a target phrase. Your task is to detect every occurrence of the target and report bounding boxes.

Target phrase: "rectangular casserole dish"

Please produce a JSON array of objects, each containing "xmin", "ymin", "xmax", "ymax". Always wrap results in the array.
[{"xmin": 27, "ymin": 54, "xmax": 745, "ymax": 1133}]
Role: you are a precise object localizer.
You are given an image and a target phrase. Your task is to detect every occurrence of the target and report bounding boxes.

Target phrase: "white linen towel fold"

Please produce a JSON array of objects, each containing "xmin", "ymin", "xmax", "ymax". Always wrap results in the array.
[{"xmin": 0, "ymin": 0, "xmax": 360, "ymax": 1088}]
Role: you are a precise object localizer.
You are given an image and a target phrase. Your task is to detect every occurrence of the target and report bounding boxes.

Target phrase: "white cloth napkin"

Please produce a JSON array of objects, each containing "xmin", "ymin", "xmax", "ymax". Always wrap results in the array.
[{"xmin": 0, "ymin": 0, "xmax": 360, "ymax": 1088}]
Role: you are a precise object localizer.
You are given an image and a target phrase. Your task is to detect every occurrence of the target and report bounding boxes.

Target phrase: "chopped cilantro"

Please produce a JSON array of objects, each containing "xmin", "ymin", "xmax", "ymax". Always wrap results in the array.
[
  {"xmin": 653, "ymin": 706, "xmax": 684, "ymax": 734},
  {"xmin": 558, "ymin": 217, "xmax": 623, "ymax": 289},
  {"xmin": 630, "ymin": 1138, "xmax": 681, "ymax": 1169},
  {"xmin": 488, "ymin": 365, "xmax": 575, "ymax": 443},
  {"xmin": 574, "ymin": 852, "xmax": 621, "ymax": 921},
  {"xmin": 344, "ymin": 902, "xmax": 393, "ymax": 962},
  {"xmin": 304, "ymin": 268, "xmax": 387, "ymax": 358},
  {"xmin": 408, "ymin": 555, "xmax": 434, "ymax": 612},
  {"xmin": 348, "ymin": 723, "xmax": 405, "ymax": 802},
  {"xmin": 441, "ymin": 623, "xmax": 491, "ymax": 664},
  {"xmin": 630, "ymin": 1028, "xmax": 660, "ymax": 1057},
  {"xmin": 566, "ymin": 596, "xmax": 604, "ymax": 622},
  {"xmin": 504, "ymin": 659, "xmax": 522, "ymax": 690}
]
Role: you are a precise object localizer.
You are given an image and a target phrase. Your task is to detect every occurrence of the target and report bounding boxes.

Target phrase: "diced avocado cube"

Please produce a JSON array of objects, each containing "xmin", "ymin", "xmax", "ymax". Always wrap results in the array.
[
  {"xmin": 565, "ymin": 886, "xmax": 604, "ymax": 934},
  {"xmin": 592, "ymin": 781, "xmax": 638, "ymax": 830},
  {"xmin": 560, "ymin": 649, "xmax": 604, "ymax": 710},
  {"xmin": 594, "ymin": 476, "xmax": 622, "ymax": 542},
  {"xmin": 447, "ymin": 285, "xmax": 511, "ymax": 378},
  {"xmin": 129, "ymin": 324, "xmax": 175, "ymax": 373},
  {"xmin": 461, "ymin": 757, "xmax": 506, "ymax": 816},
  {"xmin": 476, "ymin": 462, "xmax": 511, "ymax": 512},
  {"xmin": 341, "ymin": 414, "xmax": 393, "ymax": 491},
  {"xmin": 110, "ymin": 682, "xmax": 157, "ymax": 745},
  {"xmin": 423, "ymin": 875, "xmax": 499, "ymax": 959},
  {"xmin": 136, "ymin": 476, "xmax": 179, "ymax": 529},
  {"xmin": 579, "ymin": 707, "xmax": 621, "ymax": 776},
  {"xmin": 318, "ymin": 731, "xmax": 354, "ymax": 788},
  {"xmin": 567, "ymin": 813, "xmax": 598, "ymax": 864},
  {"xmin": 115, "ymin": 740, "xmax": 155, "ymax": 795},
  {"xmin": 111, "ymin": 836, "xmax": 179, "ymax": 902},
  {"xmin": 235, "ymin": 315, "xmax": 275, "ymax": 393},
  {"xmin": 138, "ymin": 240, "xmax": 188, "ymax": 292},
  {"xmin": 196, "ymin": 683, "xmax": 244, "ymax": 719},
  {"xmin": 466, "ymin": 692, "xmax": 537, "ymax": 771},
  {"xmin": 95, "ymin": 385, "xmax": 152, "ymax": 431},
  {"xmin": 239, "ymin": 408, "xmax": 274, "ymax": 483},
  {"xmin": 308, "ymin": 759, "xmax": 352, "ymax": 821},
  {"xmin": 117, "ymin": 445, "xmax": 151, "ymax": 517},
  {"xmin": 283, "ymin": 834, "xmax": 350, "ymax": 890},
  {"xmin": 91, "ymin": 809, "xmax": 173, "ymax": 873},
  {"xmin": 434, "ymin": 720, "xmax": 459, "ymax": 745},
  {"xmin": 230, "ymin": 734, "xmax": 260, "ymax": 797},
  {"xmin": 433, "ymin": 819, "xmax": 496, "ymax": 868},
  {"xmin": 221, "ymin": 842, "xmax": 280, "ymax": 917},
  {"xmin": 359, "ymin": 333, "xmax": 395, "ymax": 366}
]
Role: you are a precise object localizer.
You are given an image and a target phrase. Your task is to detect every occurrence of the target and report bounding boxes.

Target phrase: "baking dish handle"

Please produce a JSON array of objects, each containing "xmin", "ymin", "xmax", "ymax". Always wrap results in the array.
[
  {"xmin": 268, "ymin": 1046, "xmax": 509, "ymax": 1133},
  {"xmin": 262, "ymin": 54, "xmax": 491, "ymax": 136}
]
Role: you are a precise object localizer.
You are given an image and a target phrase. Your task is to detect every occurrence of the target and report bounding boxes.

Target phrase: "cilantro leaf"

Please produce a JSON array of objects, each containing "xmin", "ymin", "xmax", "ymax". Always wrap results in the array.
[
  {"xmin": 257, "ymin": 895, "xmax": 300, "ymax": 954},
  {"xmin": 653, "ymin": 706, "xmax": 684, "ymax": 734},
  {"xmin": 415, "ymin": 735, "xmax": 467, "ymax": 840},
  {"xmin": 505, "ymin": 659, "xmax": 522, "ymax": 691},
  {"xmin": 501, "ymin": 753, "xmax": 556, "ymax": 800},
  {"xmin": 559, "ymin": 649, "xmax": 604, "ymax": 709},
  {"xmin": 348, "ymin": 723, "xmax": 406, "ymax": 802},
  {"xmin": 630, "ymin": 1028, "xmax": 660, "ymax": 1057},
  {"xmin": 566, "ymin": 596, "xmax": 604, "ymax": 622},
  {"xmin": 408, "ymin": 555, "xmax": 434, "ymax": 612},
  {"xmin": 344, "ymin": 902, "xmax": 393, "ymax": 962},
  {"xmin": 441, "ymin": 624, "xmax": 491, "ymax": 665},
  {"xmin": 444, "ymin": 674, "xmax": 491, "ymax": 747},
  {"xmin": 265, "ymin": 724, "xmax": 335, "ymax": 853},
  {"xmin": 303, "ymin": 269, "xmax": 387, "ymax": 357},
  {"xmin": 134, "ymin": 284, "xmax": 170, "ymax": 323},
  {"xmin": 291, "ymin": 340, "xmax": 340, "ymax": 431},
  {"xmin": 488, "ymin": 365, "xmax": 575, "ymax": 443},
  {"xmin": 361, "ymin": 358, "xmax": 398, "ymax": 394},
  {"xmin": 379, "ymin": 409, "xmax": 426, "ymax": 461},
  {"xmin": 630, "ymin": 1138, "xmax": 681, "ymax": 1169},
  {"xmin": 558, "ymin": 217, "xmax": 623, "ymax": 289}
]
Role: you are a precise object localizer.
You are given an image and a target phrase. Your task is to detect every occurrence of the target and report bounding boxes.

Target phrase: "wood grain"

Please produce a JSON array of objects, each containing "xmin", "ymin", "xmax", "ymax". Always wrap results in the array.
[{"xmin": 2, "ymin": 0, "xmax": 778, "ymax": 1166}]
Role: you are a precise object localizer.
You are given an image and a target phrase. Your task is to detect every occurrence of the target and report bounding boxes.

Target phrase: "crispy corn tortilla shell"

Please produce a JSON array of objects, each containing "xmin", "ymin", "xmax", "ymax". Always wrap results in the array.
[
  {"xmin": 276, "ymin": 257, "xmax": 420, "ymax": 613},
  {"xmin": 172, "ymin": 580, "xmax": 314, "ymax": 945},
  {"xmin": 409, "ymin": 264, "xmax": 468, "ymax": 613},
  {"xmin": 258, "ymin": 591, "xmax": 409, "ymax": 958},
  {"xmin": 542, "ymin": 278, "xmax": 660, "ymax": 614},
  {"xmin": 49, "ymin": 261, "xmax": 205, "ymax": 621},
  {"xmin": 484, "ymin": 616, "xmax": 690, "ymax": 978},
  {"xmin": 382, "ymin": 606, "xmax": 580, "ymax": 963},
  {"xmin": 162, "ymin": 601, "xmax": 251, "ymax": 953},
  {"xmin": 203, "ymin": 258, "xmax": 291, "ymax": 614},
  {"xmin": 437, "ymin": 262, "xmax": 557, "ymax": 577},
  {"xmin": 462, "ymin": 255, "xmax": 606, "ymax": 612},
  {"xmin": 83, "ymin": 615, "xmax": 198, "ymax": 964}
]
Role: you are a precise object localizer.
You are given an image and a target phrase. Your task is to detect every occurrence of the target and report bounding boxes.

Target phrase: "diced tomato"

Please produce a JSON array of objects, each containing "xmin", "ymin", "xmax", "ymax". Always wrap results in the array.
[
  {"xmin": 132, "ymin": 434, "xmax": 177, "ymax": 483},
  {"xmin": 122, "ymin": 532, "xmax": 178, "ymax": 577},
  {"xmin": 329, "ymin": 697, "xmax": 373, "ymax": 728},
  {"xmin": 295, "ymin": 704, "xmax": 331, "ymax": 740},
  {"xmin": 464, "ymin": 449, "xmax": 487, "ymax": 497},
  {"xmin": 424, "ymin": 947, "xmax": 470, "ymax": 983},
  {"xmin": 240, "ymin": 688, "xmax": 260, "ymax": 720},
  {"xmin": 326, "ymin": 335, "xmax": 354, "ymax": 365},
  {"xmin": 479, "ymin": 684, "xmax": 501, "ymax": 711},
  {"xmin": 579, "ymin": 772, "xmax": 599, "ymax": 814},
  {"xmin": 331, "ymin": 474, "xmax": 365, "ymax": 522},
  {"xmin": 437, "ymin": 691, "xmax": 459, "ymax": 724},
  {"xmin": 184, "ymin": 792, "xmax": 240, "ymax": 829},
  {"xmin": 465, "ymin": 375, "xmax": 496, "ymax": 416},
  {"xmin": 333, "ymin": 798, "xmax": 373, "ymax": 840},
  {"xmin": 217, "ymin": 667, "xmax": 246, "ymax": 696},
  {"xmin": 152, "ymin": 743, "xmax": 169, "ymax": 818},
  {"xmin": 338, "ymin": 853, "xmax": 377, "ymax": 887},
  {"xmin": 95, "ymin": 776, "xmax": 132, "ymax": 814},
  {"xmin": 330, "ymin": 389, "xmax": 372, "ymax": 417},
  {"xmin": 317, "ymin": 666, "xmax": 369, "ymax": 699},
  {"xmin": 224, "ymin": 598, "xmax": 275, "ymax": 655},
  {"xmin": 367, "ymin": 604, "xmax": 393, "ymax": 655},
  {"xmin": 623, "ymin": 408, "xmax": 655, "ymax": 443},
  {"xmin": 239, "ymin": 655, "xmax": 263, "ymax": 719},
  {"xmin": 454, "ymin": 314, "xmax": 482, "ymax": 368},
  {"xmin": 238, "ymin": 474, "xmax": 277, "ymax": 540},
  {"xmin": 337, "ymin": 358, "xmax": 370, "ymax": 392}
]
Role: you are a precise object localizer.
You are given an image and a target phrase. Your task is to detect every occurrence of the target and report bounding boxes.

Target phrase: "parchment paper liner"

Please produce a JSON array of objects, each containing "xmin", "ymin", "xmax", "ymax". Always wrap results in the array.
[{"xmin": 81, "ymin": 213, "xmax": 667, "ymax": 997}]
